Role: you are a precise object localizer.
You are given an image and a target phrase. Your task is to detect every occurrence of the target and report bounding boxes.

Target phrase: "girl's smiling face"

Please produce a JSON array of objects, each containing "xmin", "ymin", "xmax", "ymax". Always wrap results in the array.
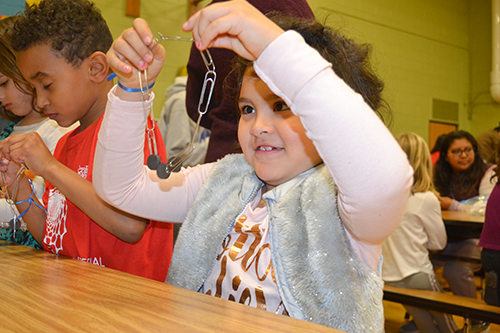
[
  {"xmin": 237, "ymin": 68, "xmax": 322, "ymax": 191},
  {"xmin": 0, "ymin": 73, "xmax": 33, "ymax": 117}
]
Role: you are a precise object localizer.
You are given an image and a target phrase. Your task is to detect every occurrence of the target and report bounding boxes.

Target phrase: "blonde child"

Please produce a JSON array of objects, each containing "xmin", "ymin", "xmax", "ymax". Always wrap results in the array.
[
  {"xmin": 93, "ymin": 1, "xmax": 412, "ymax": 331},
  {"xmin": 382, "ymin": 133, "xmax": 457, "ymax": 333}
]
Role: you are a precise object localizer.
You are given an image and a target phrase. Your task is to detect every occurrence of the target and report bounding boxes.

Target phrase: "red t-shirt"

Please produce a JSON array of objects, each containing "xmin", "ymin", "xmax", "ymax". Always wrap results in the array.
[{"xmin": 42, "ymin": 114, "xmax": 173, "ymax": 282}]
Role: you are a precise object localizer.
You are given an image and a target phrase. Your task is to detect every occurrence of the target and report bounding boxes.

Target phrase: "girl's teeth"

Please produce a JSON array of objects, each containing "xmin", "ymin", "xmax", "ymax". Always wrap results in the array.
[{"xmin": 258, "ymin": 147, "xmax": 273, "ymax": 151}]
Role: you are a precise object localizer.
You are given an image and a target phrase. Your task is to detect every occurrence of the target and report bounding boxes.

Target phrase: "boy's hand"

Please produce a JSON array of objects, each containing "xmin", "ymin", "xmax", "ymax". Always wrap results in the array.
[
  {"xmin": 107, "ymin": 18, "xmax": 166, "ymax": 90},
  {"xmin": 0, "ymin": 133, "xmax": 56, "ymax": 180},
  {"xmin": 183, "ymin": 0, "xmax": 284, "ymax": 61}
]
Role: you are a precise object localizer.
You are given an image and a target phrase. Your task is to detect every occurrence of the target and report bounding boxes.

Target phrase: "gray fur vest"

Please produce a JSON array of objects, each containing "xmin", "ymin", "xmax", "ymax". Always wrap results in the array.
[{"xmin": 167, "ymin": 154, "xmax": 384, "ymax": 332}]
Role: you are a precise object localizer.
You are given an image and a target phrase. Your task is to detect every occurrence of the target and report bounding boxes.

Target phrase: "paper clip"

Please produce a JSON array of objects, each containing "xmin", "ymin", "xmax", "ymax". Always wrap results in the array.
[
  {"xmin": 137, "ymin": 32, "xmax": 216, "ymax": 179},
  {"xmin": 155, "ymin": 48, "xmax": 216, "ymax": 179}
]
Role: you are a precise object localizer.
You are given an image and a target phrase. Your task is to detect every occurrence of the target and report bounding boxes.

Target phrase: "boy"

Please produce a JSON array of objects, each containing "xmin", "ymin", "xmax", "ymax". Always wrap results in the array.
[{"xmin": 0, "ymin": 0, "xmax": 172, "ymax": 281}]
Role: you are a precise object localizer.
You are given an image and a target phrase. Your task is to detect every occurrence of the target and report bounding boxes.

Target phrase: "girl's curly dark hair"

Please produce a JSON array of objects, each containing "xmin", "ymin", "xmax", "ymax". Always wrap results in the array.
[
  {"xmin": 434, "ymin": 130, "xmax": 488, "ymax": 199},
  {"xmin": 225, "ymin": 12, "xmax": 391, "ymax": 124},
  {"xmin": 9, "ymin": 0, "xmax": 113, "ymax": 67}
]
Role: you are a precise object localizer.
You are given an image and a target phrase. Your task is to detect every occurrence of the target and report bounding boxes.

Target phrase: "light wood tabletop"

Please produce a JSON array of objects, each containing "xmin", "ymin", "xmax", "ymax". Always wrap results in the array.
[
  {"xmin": 0, "ymin": 241, "xmax": 342, "ymax": 332},
  {"xmin": 441, "ymin": 210, "xmax": 485, "ymax": 224}
]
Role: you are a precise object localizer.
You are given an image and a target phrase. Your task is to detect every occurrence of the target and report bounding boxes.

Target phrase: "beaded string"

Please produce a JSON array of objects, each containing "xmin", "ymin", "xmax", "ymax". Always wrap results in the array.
[{"xmin": 1, "ymin": 165, "xmax": 47, "ymax": 239}]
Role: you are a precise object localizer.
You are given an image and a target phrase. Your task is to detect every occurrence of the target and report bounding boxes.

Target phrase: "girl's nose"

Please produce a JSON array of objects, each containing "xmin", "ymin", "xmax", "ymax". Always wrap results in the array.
[{"xmin": 250, "ymin": 111, "xmax": 273, "ymax": 136}]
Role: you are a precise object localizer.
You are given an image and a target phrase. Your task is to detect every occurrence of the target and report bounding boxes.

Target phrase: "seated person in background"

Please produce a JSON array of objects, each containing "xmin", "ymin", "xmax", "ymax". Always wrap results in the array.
[
  {"xmin": 0, "ymin": 16, "xmax": 75, "ymax": 247},
  {"xmin": 94, "ymin": 2, "xmax": 413, "ymax": 330},
  {"xmin": 434, "ymin": 130, "xmax": 495, "ymax": 211},
  {"xmin": 383, "ymin": 132, "xmax": 457, "ymax": 333},
  {"xmin": 479, "ymin": 142, "xmax": 500, "ymax": 306},
  {"xmin": 476, "ymin": 122, "xmax": 500, "ymax": 165},
  {"xmin": 0, "ymin": 0, "xmax": 173, "ymax": 282},
  {"xmin": 433, "ymin": 130, "xmax": 496, "ymax": 331},
  {"xmin": 158, "ymin": 65, "xmax": 210, "ymax": 168}
]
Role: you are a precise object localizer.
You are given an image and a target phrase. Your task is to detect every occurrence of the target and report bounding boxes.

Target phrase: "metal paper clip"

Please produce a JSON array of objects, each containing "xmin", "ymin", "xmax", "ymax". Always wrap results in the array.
[
  {"xmin": 140, "ymin": 32, "xmax": 217, "ymax": 178},
  {"xmin": 156, "ymin": 48, "xmax": 216, "ymax": 179},
  {"xmin": 1, "ymin": 164, "xmax": 28, "ymax": 239}
]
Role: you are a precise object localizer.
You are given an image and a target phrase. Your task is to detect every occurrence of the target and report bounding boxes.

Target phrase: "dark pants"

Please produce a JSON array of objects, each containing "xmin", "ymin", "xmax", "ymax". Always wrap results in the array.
[{"xmin": 481, "ymin": 248, "xmax": 500, "ymax": 306}]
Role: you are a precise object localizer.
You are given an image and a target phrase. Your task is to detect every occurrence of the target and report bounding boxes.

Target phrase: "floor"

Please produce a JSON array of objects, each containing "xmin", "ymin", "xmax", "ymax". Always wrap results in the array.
[
  {"xmin": 384, "ymin": 268, "xmax": 500, "ymax": 333},
  {"xmin": 383, "ymin": 300, "xmax": 500, "ymax": 332}
]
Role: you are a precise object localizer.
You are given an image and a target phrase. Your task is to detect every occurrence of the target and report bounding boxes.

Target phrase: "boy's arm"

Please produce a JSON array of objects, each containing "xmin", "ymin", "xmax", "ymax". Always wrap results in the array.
[
  {"xmin": 0, "ymin": 132, "xmax": 148, "ymax": 244},
  {"xmin": 42, "ymin": 158, "xmax": 149, "ymax": 242}
]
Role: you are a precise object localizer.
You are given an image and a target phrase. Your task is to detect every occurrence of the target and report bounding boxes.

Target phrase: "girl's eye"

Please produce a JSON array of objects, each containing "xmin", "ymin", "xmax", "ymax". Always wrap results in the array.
[
  {"xmin": 274, "ymin": 101, "xmax": 290, "ymax": 112},
  {"xmin": 42, "ymin": 83, "xmax": 52, "ymax": 90},
  {"xmin": 240, "ymin": 105, "xmax": 255, "ymax": 114},
  {"xmin": 0, "ymin": 80, "xmax": 8, "ymax": 87}
]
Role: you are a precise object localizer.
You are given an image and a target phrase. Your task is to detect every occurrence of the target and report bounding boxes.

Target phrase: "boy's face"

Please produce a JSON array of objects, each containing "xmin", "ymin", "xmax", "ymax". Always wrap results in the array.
[
  {"xmin": 237, "ymin": 69, "xmax": 322, "ymax": 191},
  {"xmin": 16, "ymin": 43, "xmax": 95, "ymax": 128}
]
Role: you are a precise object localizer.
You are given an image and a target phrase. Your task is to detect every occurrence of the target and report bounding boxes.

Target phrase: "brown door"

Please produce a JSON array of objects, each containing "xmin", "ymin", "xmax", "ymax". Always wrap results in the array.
[{"xmin": 429, "ymin": 121, "xmax": 457, "ymax": 151}]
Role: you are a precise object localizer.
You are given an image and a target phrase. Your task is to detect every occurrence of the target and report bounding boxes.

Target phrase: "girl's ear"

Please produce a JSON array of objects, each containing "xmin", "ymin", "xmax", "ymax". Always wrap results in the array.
[{"xmin": 88, "ymin": 51, "xmax": 109, "ymax": 83}]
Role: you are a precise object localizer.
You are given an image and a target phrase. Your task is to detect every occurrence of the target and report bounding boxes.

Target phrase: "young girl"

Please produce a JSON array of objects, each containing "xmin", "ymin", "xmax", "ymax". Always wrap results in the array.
[
  {"xmin": 93, "ymin": 1, "xmax": 412, "ymax": 331},
  {"xmin": 0, "ymin": 16, "xmax": 73, "ymax": 247},
  {"xmin": 383, "ymin": 133, "xmax": 457, "ymax": 333}
]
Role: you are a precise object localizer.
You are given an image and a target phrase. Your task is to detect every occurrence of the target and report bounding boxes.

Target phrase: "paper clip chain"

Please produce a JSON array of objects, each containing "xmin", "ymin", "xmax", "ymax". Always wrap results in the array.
[
  {"xmin": 143, "ymin": 33, "xmax": 217, "ymax": 179},
  {"xmin": 2, "ymin": 164, "xmax": 28, "ymax": 238}
]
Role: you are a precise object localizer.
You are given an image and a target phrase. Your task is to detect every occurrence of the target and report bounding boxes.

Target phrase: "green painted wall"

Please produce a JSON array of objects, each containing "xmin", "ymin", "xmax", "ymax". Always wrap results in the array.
[
  {"xmin": 469, "ymin": 0, "xmax": 500, "ymax": 135},
  {"xmin": 93, "ymin": 0, "xmax": 497, "ymax": 143}
]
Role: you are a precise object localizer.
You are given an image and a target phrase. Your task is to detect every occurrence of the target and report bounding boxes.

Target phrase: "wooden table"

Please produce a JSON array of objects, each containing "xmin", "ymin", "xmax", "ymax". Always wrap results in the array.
[
  {"xmin": 0, "ymin": 241, "xmax": 341, "ymax": 332},
  {"xmin": 441, "ymin": 210, "xmax": 484, "ymax": 239}
]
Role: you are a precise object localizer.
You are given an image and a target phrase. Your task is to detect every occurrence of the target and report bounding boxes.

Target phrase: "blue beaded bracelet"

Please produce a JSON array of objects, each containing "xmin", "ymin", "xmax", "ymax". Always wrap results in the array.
[{"xmin": 118, "ymin": 80, "xmax": 155, "ymax": 93}]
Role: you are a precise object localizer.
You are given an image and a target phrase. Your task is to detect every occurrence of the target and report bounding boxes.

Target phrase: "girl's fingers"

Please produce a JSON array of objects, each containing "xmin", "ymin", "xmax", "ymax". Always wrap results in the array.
[
  {"xmin": 132, "ymin": 18, "xmax": 154, "ymax": 47},
  {"xmin": 182, "ymin": 10, "xmax": 201, "ymax": 33},
  {"xmin": 121, "ymin": 29, "xmax": 152, "ymax": 70},
  {"xmin": 183, "ymin": 0, "xmax": 283, "ymax": 60}
]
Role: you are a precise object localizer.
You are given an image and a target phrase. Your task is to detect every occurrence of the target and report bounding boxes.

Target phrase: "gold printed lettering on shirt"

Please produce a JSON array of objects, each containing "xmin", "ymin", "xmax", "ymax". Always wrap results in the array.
[
  {"xmin": 254, "ymin": 243, "xmax": 272, "ymax": 281},
  {"xmin": 230, "ymin": 216, "xmax": 263, "ymax": 272},
  {"xmin": 214, "ymin": 256, "xmax": 227, "ymax": 298},
  {"xmin": 206, "ymin": 214, "xmax": 282, "ymax": 312},
  {"xmin": 239, "ymin": 287, "xmax": 252, "ymax": 306},
  {"xmin": 255, "ymin": 286, "xmax": 267, "ymax": 310},
  {"xmin": 232, "ymin": 275, "xmax": 242, "ymax": 290},
  {"xmin": 216, "ymin": 233, "xmax": 232, "ymax": 261}
]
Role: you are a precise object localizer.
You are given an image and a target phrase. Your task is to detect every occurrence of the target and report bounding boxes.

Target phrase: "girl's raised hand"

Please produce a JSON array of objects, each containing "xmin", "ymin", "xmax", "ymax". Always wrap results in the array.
[
  {"xmin": 107, "ymin": 18, "xmax": 166, "ymax": 92},
  {"xmin": 183, "ymin": 0, "xmax": 284, "ymax": 61}
]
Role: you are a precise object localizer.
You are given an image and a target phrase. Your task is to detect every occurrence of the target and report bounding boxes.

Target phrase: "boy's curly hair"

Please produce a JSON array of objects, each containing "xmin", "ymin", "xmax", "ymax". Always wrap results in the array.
[
  {"xmin": 228, "ymin": 12, "xmax": 391, "ymax": 123},
  {"xmin": 9, "ymin": 0, "xmax": 113, "ymax": 67}
]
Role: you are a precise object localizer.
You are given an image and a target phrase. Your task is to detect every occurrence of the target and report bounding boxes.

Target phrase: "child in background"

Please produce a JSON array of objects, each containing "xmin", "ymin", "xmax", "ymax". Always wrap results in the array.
[
  {"xmin": 93, "ymin": 1, "xmax": 412, "ymax": 331},
  {"xmin": 383, "ymin": 133, "xmax": 457, "ymax": 333},
  {"xmin": 0, "ymin": 0, "xmax": 173, "ymax": 282},
  {"xmin": 0, "ymin": 16, "xmax": 74, "ymax": 247}
]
